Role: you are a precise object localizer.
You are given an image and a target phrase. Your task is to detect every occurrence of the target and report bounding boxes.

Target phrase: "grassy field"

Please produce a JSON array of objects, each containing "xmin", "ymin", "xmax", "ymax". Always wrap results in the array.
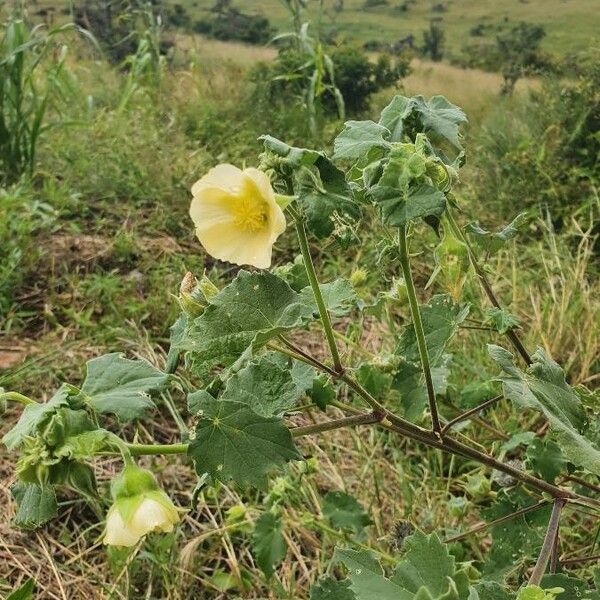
[
  {"xmin": 174, "ymin": 0, "xmax": 600, "ymax": 55},
  {"xmin": 0, "ymin": 4, "xmax": 599, "ymax": 598}
]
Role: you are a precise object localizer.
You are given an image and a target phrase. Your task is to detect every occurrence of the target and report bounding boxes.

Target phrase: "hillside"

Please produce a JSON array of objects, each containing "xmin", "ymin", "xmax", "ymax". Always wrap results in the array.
[{"xmin": 173, "ymin": 0, "xmax": 599, "ymax": 55}]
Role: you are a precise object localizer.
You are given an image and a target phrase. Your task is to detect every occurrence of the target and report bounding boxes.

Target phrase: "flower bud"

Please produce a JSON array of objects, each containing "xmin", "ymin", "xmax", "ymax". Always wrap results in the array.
[
  {"xmin": 103, "ymin": 464, "xmax": 180, "ymax": 547},
  {"xmin": 350, "ymin": 268, "xmax": 368, "ymax": 288}
]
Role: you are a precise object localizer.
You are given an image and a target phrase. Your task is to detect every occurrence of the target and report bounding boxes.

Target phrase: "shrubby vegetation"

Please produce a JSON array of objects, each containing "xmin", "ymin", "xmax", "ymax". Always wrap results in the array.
[
  {"xmin": 469, "ymin": 49, "xmax": 599, "ymax": 223},
  {"xmin": 0, "ymin": 3, "xmax": 598, "ymax": 599},
  {"xmin": 193, "ymin": 0, "xmax": 273, "ymax": 45},
  {"xmin": 459, "ymin": 21, "xmax": 552, "ymax": 94}
]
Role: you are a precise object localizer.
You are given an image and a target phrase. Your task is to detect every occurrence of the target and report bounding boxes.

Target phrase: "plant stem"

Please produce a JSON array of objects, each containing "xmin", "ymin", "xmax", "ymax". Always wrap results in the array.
[
  {"xmin": 398, "ymin": 225, "xmax": 441, "ymax": 434},
  {"xmin": 441, "ymin": 395, "xmax": 503, "ymax": 435},
  {"xmin": 291, "ymin": 411, "xmax": 384, "ymax": 437},
  {"xmin": 294, "ymin": 217, "xmax": 343, "ymax": 373},
  {"xmin": 326, "ymin": 384, "xmax": 596, "ymax": 507},
  {"xmin": 0, "ymin": 391, "xmax": 38, "ymax": 405},
  {"xmin": 445, "ymin": 209, "xmax": 532, "ymax": 365},
  {"xmin": 443, "ymin": 500, "xmax": 548, "ymax": 543},
  {"xmin": 126, "ymin": 442, "xmax": 189, "ymax": 456},
  {"xmin": 529, "ymin": 499, "xmax": 565, "ymax": 586},
  {"xmin": 561, "ymin": 553, "xmax": 600, "ymax": 566}
]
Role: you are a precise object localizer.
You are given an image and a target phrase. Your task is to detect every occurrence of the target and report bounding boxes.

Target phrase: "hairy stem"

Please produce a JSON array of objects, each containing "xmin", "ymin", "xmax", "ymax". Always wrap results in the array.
[
  {"xmin": 561, "ymin": 553, "xmax": 600, "ymax": 566},
  {"xmin": 291, "ymin": 411, "xmax": 384, "ymax": 437},
  {"xmin": 398, "ymin": 225, "xmax": 441, "ymax": 434},
  {"xmin": 441, "ymin": 395, "xmax": 503, "ymax": 435},
  {"xmin": 294, "ymin": 217, "xmax": 343, "ymax": 373},
  {"xmin": 444, "ymin": 500, "xmax": 548, "ymax": 543},
  {"xmin": 0, "ymin": 391, "xmax": 38, "ymax": 406},
  {"xmin": 445, "ymin": 209, "xmax": 532, "ymax": 365},
  {"xmin": 529, "ymin": 499, "xmax": 565, "ymax": 586},
  {"xmin": 127, "ymin": 443, "xmax": 189, "ymax": 456}
]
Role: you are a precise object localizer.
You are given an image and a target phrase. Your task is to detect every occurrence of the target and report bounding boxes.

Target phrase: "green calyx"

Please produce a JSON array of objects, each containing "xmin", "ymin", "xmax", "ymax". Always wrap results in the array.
[
  {"xmin": 178, "ymin": 272, "xmax": 220, "ymax": 318},
  {"xmin": 111, "ymin": 463, "xmax": 160, "ymax": 500}
]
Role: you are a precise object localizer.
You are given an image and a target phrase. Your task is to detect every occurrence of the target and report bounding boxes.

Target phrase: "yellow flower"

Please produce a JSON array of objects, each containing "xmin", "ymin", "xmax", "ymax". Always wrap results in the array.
[
  {"xmin": 190, "ymin": 164, "xmax": 286, "ymax": 269},
  {"xmin": 103, "ymin": 464, "xmax": 180, "ymax": 547},
  {"xmin": 104, "ymin": 491, "xmax": 180, "ymax": 547}
]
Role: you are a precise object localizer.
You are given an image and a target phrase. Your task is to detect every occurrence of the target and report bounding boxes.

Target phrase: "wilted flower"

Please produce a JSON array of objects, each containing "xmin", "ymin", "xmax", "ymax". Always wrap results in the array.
[
  {"xmin": 103, "ymin": 464, "xmax": 180, "ymax": 547},
  {"xmin": 190, "ymin": 164, "xmax": 286, "ymax": 269}
]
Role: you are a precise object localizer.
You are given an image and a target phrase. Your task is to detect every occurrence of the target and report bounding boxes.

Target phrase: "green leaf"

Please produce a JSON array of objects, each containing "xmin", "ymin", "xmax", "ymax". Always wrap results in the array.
[
  {"xmin": 252, "ymin": 511, "xmax": 287, "ymax": 578},
  {"xmin": 489, "ymin": 345, "xmax": 600, "ymax": 476},
  {"xmin": 356, "ymin": 364, "xmax": 393, "ymax": 398},
  {"xmin": 394, "ymin": 355, "xmax": 451, "ymax": 421},
  {"xmin": 187, "ymin": 389, "xmax": 215, "ymax": 415},
  {"xmin": 220, "ymin": 353, "xmax": 304, "ymax": 417},
  {"xmin": 469, "ymin": 582, "xmax": 514, "ymax": 600},
  {"xmin": 459, "ymin": 380, "xmax": 500, "ymax": 409},
  {"xmin": 333, "ymin": 120, "xmax": 391, "ymax": 162},
  {"xmin": 290, "ymin": 359, "xmax": 318, "ymax": 396},
  {"xmin": 501, "ymin": 431, "xmax": 536, "ymax": 453},
  {"xmin": 526, "ymin": 438, "xmax": 568, "ymax": 483},
  {"xmin": 3, "ymin": 385, "xmax": 73, "ymax": 450},
  {"xmin": 541, "ymin": 574, "xmax": 591, "ymax": 598},
  {"xmin": 335, "ymin": 532, "xmax": 463, "ymax": 600},
  {"xmin": 55, "ymin": 429, "xmax": 111, "ymax": 461},
  {"xmin": 12, "ymin": 482, "xmax": 58, "ymax": 529},
  {"xmin": 397, "ymin": 295, "xmax": 470, "ymax": 365},
  {"xmin": 260, "ymin": 134, "xmax": 322, "ymax": 168},
  {"xmin": 298, "ymin": 155, "xmax": 360, "ymax": 238},
  {"xmin": 260, "ymin": 135, "xmax": 359, "ymax": 238},
  {"xmin": 81, "ymin": 353, "xmax": 168, "ymax": 421},
  {"xmin": 377, "ymin": 95, "xmax": 467, "ymax": 163},
  {"xmin": 466, "ymin": 213, "xmax": 528, "ymax": 256},
  {"xmin": 308, "ymin": 374, "xmax": 337, "ymax": 410},
  {"xmin": 311, "ymin": 577, "xmax": 356, "ymax": 600},
  {"xmin": 482, "ymin": 489, "xmax": 549, "ymax": 580},
  {"xmin": 379, "ymin": 95, "xmax": 416, "ymax": 142},
  {"xmin": 7, "ymin": 578, "xmax": 35, "ymax": 600},
  {"xmin": 323, "ymin": 491, "xmax": 372, "ymax": 534},
  {"xmin": 516, "ymin": 586, "xmax": 564, "ymax": 600},
  {"xmin": 484, "ymin": 308, "xmax": 521, "ymax": 334},
  {"xmin": 375, "ymin": 183, "xmax": 447, "ymax": 228},
  {"xmin": 301, "ymin": 279, "xmax": 357, "ymax": 317},
  {"xmin": 178, "ymin": 271, "xmax": 315, "ymax": 377},
  {"xmin": 188, "ymin": 398, "xmax": 301, "ymax": 490},
  {"xmin": 392, "ymin": 531, "xmax": 457, "ymax": 596},
  {"xmin": 334, "ymin": 547, "xmax": 406, "ymax": 600},
  {"xmin": 414, "ymin": 96, "xmax": 467, "ymax": 160}
]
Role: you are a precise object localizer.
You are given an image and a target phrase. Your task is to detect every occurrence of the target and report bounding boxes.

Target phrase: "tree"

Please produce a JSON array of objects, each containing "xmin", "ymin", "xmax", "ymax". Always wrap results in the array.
[
  {"xmin": 422, "ymin": 17, "xmax": 444, "ymax": 62},
  {"xmin": 497, "ymin": 22, "xmax": 546, "ymax": 94}
]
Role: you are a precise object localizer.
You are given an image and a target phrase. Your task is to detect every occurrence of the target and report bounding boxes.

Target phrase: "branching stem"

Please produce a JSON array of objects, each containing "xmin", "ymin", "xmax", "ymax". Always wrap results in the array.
[
  {"xmin": 529, "ymin": 499, "xmax": 565, "ymax": 586},
  {"xmin": 441, "ymin": 395, "xmax": 503, "ymax": 435},
  {"xmin": 0, "ymin": 391, "xmax": 38, "ymax": 405},
  {"xmin": 290, "ymin": 411, "xmax": 384, "ymax": 437},
  {"xmin": 443, "ymin": 500, "xmax": 548, "ymax": 543},
  {"xmin": 398, "ymin": 225, "xmax": 441, "ymax": 434},
  {"xmin": 445, "ymin": 208, "xmax": 532, "ymax": 365},
  {"xmin": 294, "ymin": 217, "xmax": 343, "ymax": 373}
]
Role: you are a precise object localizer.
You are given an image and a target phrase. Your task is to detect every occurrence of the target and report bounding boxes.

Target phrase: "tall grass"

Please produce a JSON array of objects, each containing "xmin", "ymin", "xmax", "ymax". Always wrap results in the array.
[{"xmin": 0, "ymin": 18, "xmax": 78, "ymax": 183}]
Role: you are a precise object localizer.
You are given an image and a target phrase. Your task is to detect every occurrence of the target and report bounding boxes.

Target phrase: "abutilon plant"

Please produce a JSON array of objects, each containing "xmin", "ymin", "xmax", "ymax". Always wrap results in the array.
[{"xmin": 2, "ymin": 94, "xmax": 600, "ymax": 599}]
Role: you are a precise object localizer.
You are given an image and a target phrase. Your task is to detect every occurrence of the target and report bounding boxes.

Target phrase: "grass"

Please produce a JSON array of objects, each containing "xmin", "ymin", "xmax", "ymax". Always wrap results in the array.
[
  {"xmin": 172, "ymin": 0, "xmax": 599, "ymax": 56},
  {"xmin": 0, "ymin": 15, "xmax": 598, "ymax": 600}
]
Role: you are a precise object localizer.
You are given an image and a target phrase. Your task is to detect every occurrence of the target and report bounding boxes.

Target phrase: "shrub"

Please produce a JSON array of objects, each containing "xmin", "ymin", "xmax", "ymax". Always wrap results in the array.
[
  {"xmin": 459, "ymin": 21, "xmax": 552, "ymax": 94},
  {"xmin": 421, "ymin": 18, "xmax": 444, "ymax": 61},
  {"xmin": 193, "ymin": 4, "xmax": 273, "ymax": 45},
  {"xmin": 255, "ymin": 44, "xmax": 409, "ymax": 120},
  {"xmin": 468, "ymin": 49, "xmax": 599, "ymax": 227}
]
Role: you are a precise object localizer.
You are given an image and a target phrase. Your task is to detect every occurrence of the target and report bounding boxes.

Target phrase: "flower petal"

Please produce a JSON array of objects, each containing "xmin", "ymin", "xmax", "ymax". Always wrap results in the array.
[
  {"xmin": 192, "ymin": 164, "xmax": 243, "ymax": 196},
  {"xmin": 104, "ymin": 506, "xmax": 141, "ymax": 547},
  {"xmin": 130, "ymin": 498, "xmax": 176, "ymax": 537}
]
